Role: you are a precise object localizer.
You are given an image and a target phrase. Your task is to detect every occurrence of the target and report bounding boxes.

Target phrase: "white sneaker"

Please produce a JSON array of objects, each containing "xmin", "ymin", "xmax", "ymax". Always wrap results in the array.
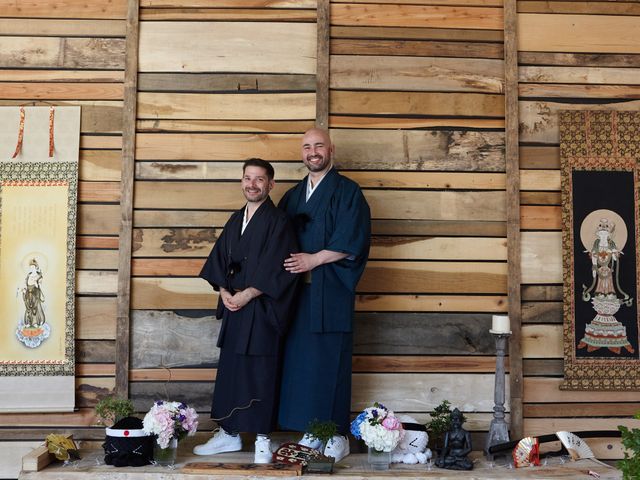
[
  {"xmin": 254, "ymin": 436, "xmax": 272, "ymax": 464},
  {"xmin": 324, "ymin": 435, "xmax": 350, "ymax": 463},
  {"xmin": 298, "ymin": 432, "xmax": 322, "ymax": 450},
  {"xmin": 193, "ymin": 429, "xmax": 242, "ymax": 455}
]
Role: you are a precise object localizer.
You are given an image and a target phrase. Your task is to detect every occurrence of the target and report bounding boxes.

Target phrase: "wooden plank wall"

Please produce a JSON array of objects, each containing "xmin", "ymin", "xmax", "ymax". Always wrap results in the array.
[
  {"xmin": 127, "ymin": 0, "xmax": 513, "ymax": 448},
  {"xmin": 328, "ymin": 0, "xmax": 508, "ymax": 440},
  {"xmin": 128, "ymin": 0, "xmax": 318, "ymax": 433},
  {"xmin": 0, "ymin": 0, "xmax": 127, "ymax": 476},
  {"xmin": 518, "ymin": 1, "xmax": 640, "ymax": 460}
]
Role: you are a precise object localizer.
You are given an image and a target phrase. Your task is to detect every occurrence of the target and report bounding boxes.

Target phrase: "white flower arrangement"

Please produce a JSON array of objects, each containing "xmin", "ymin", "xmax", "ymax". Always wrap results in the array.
[
  {"xmin": 142, "ymin": 400, "xmax": 198, "ymax": 449},
  {"xmin": 351, "ymin": 402, "xmax": 404, "ymax": 452}
]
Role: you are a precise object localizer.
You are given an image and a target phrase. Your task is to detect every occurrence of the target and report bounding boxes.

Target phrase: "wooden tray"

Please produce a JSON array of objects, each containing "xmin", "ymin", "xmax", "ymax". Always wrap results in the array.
[{"xmin": 182, "ymin": 462, "xmax": 303, "ymax": 476}]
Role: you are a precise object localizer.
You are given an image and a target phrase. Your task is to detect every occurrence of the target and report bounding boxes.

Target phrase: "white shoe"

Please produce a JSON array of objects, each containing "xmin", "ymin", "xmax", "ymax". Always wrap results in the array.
[
  {"xmin": 193, "ymin": 429, "xmax": 242, "ymax": 455},
  {"xmin": 298, "ymin": 432, "xmax": 322, "ymax": 450},
  {"xmin": 324, "ymin": 435, "xmax": 349, "ymax": 463},
  {"xmin": 254, "ymin": 436, "xmax": 272, "ymax": 464}
]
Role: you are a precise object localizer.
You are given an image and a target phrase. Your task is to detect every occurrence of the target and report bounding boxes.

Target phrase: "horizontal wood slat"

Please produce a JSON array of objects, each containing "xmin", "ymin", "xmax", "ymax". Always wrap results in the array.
[
  {"xmin": 0, "ymin": 0, "xmax": 127, "ymax": 19},
  {"xmin": 331, "ymin": 26, "xmax": 504, "ymax": 42},
  {"xmin": 331, "ymin": 38, "xmax": 503, "ymax": 59},
  {"xmin": 519, "ymin": 1, "xmax": 640, "ymax": 16},
  {"xmin": 137, "ymin": 92, "xmax": 315, "ymax": 120},
  {"xmin": 330, "ymin": 55, "xmax": 504, "ymax": 93},
  {"xmin": 0, "ymin": 83, "xmax": 123, "ymax": 100},
  {"xmin": 138, "ymin": 73, "xmax": 316, "ymax": 92},
  {"xmin": 331, "ymin": 4, "xmax": 504, "ymax": 30},
  {"xmin": 331, "ymin": 90, "xmax": 505, "ymax": 117},
  {"xmin": 135, "ymin": 133, "xmax": 300, "ymax": 160},
  {"xmin": 0, "ymin": 18, "xmax": 126, "ymax": 36},
  {"xmin": 518, "ymin": 13, "xmax": 640, "ymax": 54},
  {"xmin": 139, "ymin": 8, "xmax": 316, "ymax": 21},
  {"xmin": 0, "ymin": 37, "xmax": 125, "ymax": 69},
  {"xmin": 138, "ymin": 22, "xmax": 316, "ymax": 73}
]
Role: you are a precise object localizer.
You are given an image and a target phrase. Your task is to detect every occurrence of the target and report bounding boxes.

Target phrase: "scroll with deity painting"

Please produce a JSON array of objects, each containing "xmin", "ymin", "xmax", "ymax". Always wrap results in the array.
[
  {"xmin": 0, "ymin": 107, "xmax": 79, "ymax": 412},
  {"xmin": 560, "ymin": 110, "xmax": 640, "ymax": 391}
]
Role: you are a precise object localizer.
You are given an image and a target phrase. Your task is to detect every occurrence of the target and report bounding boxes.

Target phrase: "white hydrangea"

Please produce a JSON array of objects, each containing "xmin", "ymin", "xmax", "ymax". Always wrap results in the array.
[{"xmin": 360, "ymin": 420, "xmax": 403, "ymax": 452}]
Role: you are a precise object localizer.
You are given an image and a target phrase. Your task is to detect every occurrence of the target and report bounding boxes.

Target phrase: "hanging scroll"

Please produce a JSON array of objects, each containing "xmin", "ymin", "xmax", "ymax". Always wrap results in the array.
[
  {"xmin": 560, "ymin": 110, "xmax": 640, "ymax": 391},
  {"xmin": 0, "ymin": 106, "xmax": 79, "ymax": 412}
]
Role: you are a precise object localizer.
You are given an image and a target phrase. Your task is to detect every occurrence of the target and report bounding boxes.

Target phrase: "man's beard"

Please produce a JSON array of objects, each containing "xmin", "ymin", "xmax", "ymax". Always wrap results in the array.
[
  {"xmin": 304, "ymin": 154, "xmax": 330, "ymax": 172},
  {"xmin": 243, "ymin": 188, "xmax": 268, "ymax": 202}
]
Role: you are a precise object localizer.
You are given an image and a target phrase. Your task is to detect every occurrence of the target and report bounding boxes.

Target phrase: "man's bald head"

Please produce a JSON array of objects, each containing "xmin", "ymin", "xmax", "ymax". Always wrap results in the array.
[{"xmin": 301, "ymin": 128, "xmax": 334, "ymax": 175}]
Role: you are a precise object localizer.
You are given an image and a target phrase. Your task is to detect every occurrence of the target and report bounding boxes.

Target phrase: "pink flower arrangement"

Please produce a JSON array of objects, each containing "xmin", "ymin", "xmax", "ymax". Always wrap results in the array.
[
  {"xmin": 351, "ymin": 402, "xmax": 404, "ymax": 452},
  {"xmin": 142, "ymin": 400, "xmax": 198, "ymax": 448}
]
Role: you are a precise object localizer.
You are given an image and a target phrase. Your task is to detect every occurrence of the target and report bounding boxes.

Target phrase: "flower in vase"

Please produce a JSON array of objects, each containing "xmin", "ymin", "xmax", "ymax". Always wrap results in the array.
[
  {"xmin": 142, "ymin": 400, "xmax": 198, "ymax": 449},
  {"xmin": 350, "ymin": 402, "xmax": 404, "ymax": 452}
]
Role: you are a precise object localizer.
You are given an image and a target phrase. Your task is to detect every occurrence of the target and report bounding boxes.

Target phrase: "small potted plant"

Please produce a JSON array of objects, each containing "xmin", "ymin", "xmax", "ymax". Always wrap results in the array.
[
  {"xmin": 427, "ymin": 400, "xmax": 467, "ymax": 453},
  {"xmin": 95, "ymin": 395, "xmax": 135, "ymax": 427},
  {"xmin": 305, "ymin": 419, "xmax": 338, "ymax": 473}
]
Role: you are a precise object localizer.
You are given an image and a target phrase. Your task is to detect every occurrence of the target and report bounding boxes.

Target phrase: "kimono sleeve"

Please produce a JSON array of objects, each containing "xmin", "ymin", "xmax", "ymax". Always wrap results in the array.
[
  {"xmin": 248, "ymin": 214, "xmax": 299, "ymax": 300},
  {"xmin": 326, "ymin": 180, "xmax": 370, "ymax": 260},
  {"xmin": 199, "ymin": 226, "xmax": 229, "ymax": 291}
]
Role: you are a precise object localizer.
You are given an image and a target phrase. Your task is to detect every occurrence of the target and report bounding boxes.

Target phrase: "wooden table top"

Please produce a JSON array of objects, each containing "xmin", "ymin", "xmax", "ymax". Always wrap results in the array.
[{"xmin": 19, "ymin": 449, "xmax": 621, "ymax": 480}]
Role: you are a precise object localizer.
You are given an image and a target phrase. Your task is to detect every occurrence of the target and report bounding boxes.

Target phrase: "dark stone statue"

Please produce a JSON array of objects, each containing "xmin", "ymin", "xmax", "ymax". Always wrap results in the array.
[{"xmin": 435, "ymin": 408, "xmax": 473, "ymax": 470}]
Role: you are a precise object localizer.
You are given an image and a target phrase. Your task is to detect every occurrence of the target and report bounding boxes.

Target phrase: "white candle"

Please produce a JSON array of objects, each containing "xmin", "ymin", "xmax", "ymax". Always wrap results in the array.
[{"xmin": 491, "ymin": 315, "xmax": 511, "ymax": 334}]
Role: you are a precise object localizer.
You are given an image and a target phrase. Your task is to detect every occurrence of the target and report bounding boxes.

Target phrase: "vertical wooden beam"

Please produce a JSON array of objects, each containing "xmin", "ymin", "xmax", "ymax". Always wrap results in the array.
[
  {"xmin": 504, "ymin": 0, "xmax": 523, "ymax": 438},
  {"xmin": 316, "ymin": 0, "xmax": 330, "ymax": 128},
  {"xmin": 116, "ymin": 0, "xmax": 139, "ymax": 398}
]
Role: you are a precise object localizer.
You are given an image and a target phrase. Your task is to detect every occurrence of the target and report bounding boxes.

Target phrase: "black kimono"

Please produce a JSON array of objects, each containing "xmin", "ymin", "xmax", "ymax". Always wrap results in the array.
[{"xmin": 200, "ymin": 197, "xmax": 299, "ymax": 434}]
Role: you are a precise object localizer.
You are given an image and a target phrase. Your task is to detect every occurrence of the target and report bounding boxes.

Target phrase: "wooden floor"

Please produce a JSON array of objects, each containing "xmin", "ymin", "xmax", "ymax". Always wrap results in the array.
[{"xmin": 19, "ymin": 450, "xmax": 621, "ymax": 479}]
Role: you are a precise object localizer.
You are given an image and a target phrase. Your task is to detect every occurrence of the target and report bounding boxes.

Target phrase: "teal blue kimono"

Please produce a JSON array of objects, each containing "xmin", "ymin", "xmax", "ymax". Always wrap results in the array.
[{"xmin": 278, "ymin": 169, "xmax": 370, "ymax": 434}]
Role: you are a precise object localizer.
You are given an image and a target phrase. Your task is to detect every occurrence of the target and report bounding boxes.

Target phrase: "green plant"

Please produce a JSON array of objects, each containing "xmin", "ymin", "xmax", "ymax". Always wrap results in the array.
[
  {"xmin": 307, "ymin": 419, "xmax": 338, "ymax": 449},
  {"xmin": 427, "ymin": 400, "xmax": 468, "ymax": 442},
  {"xmin": 618, "ymin": 412, "xmax": 640, "ymax": 480},
  {"xmin": 95, "ymin": 396, "xmax": 135, "ymax": 426}
]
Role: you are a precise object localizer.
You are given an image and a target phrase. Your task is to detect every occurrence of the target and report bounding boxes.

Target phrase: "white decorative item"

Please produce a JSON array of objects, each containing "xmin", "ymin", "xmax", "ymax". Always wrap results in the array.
[
  {"xmin": 490, "ymin": 315, "xmax": 511, "ymax": 334},
  {"xmin": 556, "ymin": 431, "xmax": 595, "ymax": 461},
  {"xmin": 390, "ymin": 414, "xmax": 432, "ymax": 465}
]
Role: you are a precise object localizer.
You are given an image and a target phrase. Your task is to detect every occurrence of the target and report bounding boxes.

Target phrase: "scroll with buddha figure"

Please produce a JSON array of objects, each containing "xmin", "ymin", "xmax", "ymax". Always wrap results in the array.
[
  {"xmin": 0, "ymin": 107, "xmax": 79, "ymax": 411},
  {"xmin": 560, "ymin": 110, "xmax": 640, "ymax": 391}
]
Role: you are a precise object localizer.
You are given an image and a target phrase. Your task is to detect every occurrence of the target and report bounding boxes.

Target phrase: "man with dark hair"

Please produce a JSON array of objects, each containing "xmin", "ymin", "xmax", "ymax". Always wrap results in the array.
[
  {"xmin": 278, "ymin": 128, "xmax": 371, "ymax": 462},
  {"xmin": 194, "ymin": 158, "xmax": 299, "ymax": 463}
]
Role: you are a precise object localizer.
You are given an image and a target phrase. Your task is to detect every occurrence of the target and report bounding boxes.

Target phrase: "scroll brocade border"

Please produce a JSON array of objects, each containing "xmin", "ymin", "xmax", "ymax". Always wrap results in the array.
[
  {"xmin": 0, "ymin": 161, "xmax": 78, "ymax": 376},
  {"xmin": 560, "ymin": 110, "xmax": 640, "ymax": 391}
]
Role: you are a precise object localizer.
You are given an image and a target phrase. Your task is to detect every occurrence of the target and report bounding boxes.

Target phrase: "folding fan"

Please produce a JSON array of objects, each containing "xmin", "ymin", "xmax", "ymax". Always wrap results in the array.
[
  {"xmin": 556, "ymin": 431, "xmax": 595, "ymax": 461},
  {"xmin": 513, "ymin": 436, "xmax": 540, "ymax": 468}
]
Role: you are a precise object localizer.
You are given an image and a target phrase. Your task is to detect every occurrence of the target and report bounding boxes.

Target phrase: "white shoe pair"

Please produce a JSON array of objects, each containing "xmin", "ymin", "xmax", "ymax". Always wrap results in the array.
[
  {"xmin": 192, "ymin": 429, "xmax": 272, "ymax": 464},
  {"xmin": 299, "ymin": 433, "xmax": 350, "ymax": 463}
]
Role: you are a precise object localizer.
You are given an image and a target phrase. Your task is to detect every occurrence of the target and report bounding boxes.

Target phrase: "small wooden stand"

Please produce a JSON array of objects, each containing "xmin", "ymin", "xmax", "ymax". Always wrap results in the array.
[{"xmin": 22, "ymin": 435, "xmax": 74, "ymax": 472}]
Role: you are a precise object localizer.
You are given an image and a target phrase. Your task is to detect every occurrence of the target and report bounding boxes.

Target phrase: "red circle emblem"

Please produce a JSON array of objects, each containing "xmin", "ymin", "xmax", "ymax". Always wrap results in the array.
[{"xmin": 124, "ymin": 430, "xmax": 130, "ymax": 437}]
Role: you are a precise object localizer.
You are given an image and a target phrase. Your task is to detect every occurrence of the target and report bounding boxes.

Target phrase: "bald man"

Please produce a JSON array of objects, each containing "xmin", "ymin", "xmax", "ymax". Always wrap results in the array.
[{"xmin": 278, "ymin": 128, "xmax": 371, "ymax": 462}]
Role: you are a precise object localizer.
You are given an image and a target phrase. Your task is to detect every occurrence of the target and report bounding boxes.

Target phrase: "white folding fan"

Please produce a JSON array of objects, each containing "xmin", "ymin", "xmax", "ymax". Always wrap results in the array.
[
  {"xmin": 555, "ymin": 431, "xmax": 595, "ymax": 461},
  {"xmin": 555, "ymin": 431, "xmax": 611, "ymax": 468}
]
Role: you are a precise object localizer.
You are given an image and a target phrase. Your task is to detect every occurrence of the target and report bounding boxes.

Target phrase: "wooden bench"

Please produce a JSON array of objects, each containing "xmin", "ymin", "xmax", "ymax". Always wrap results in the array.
[{"xmin": 19, "ymin": 449, "xmax": 621, "ymax": 479}]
